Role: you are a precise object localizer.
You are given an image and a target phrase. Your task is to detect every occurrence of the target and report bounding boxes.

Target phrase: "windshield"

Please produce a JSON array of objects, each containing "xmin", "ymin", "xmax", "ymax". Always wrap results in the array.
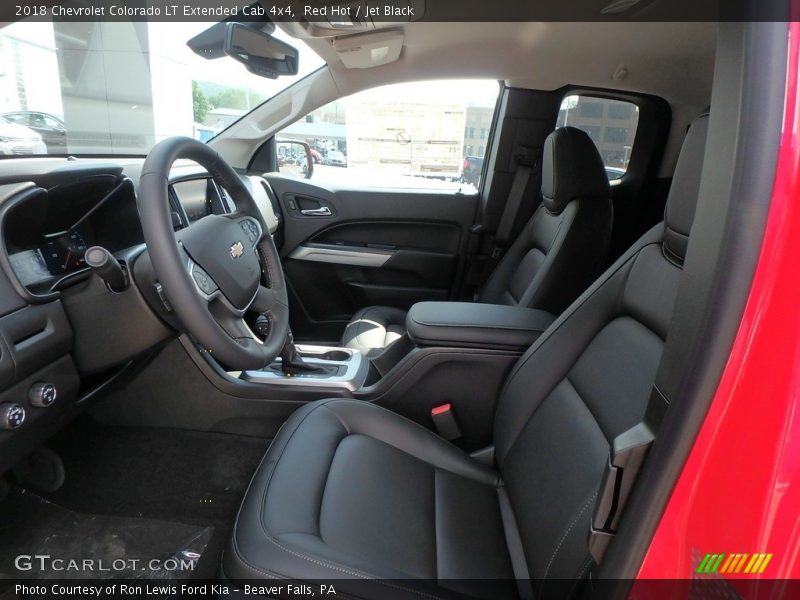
[{"xmin": 0, "ymin": 21, "xmax": 324, "ymax": 156}]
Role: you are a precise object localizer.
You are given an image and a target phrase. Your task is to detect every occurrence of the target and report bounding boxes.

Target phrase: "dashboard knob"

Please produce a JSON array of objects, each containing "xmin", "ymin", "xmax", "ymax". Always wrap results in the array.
[
  {"xmin": 0, "ymin": 403, "xmax": 26, "ymax": 430},
  {"xmin": 29, "ymin": 382, "xmax": 57, "ymax": 408}
]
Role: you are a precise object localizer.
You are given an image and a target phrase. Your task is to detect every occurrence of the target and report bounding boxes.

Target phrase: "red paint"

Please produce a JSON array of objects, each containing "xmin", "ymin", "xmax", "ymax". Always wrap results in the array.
[{"xmin": 637, "ymin": 23, "xmax": 800, "ymax": 584}]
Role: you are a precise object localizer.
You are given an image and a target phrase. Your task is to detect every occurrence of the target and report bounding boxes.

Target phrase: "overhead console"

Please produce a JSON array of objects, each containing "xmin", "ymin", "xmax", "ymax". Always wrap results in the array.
[{"xmin": 279, "ymin": 0, "xmax": 425, "ymax": 39}]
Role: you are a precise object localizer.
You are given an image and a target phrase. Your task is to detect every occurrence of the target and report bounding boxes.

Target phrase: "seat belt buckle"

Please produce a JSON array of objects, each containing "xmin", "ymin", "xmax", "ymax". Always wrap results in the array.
[
  {"xmin": 588, "ymin": 422, "xmax": 655, "ymax": 564},
  {"xmin": 490, "ymin": 246, "xmax": 504, "ymax": 259},
  {"xmin": 431, "ymin": 403, "xmax": 461, "ymax": 440}
]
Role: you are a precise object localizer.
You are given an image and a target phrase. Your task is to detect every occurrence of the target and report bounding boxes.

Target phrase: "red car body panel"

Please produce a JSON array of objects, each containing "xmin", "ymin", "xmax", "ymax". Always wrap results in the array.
[{"xmin": 637, "ymin": 23, "xmax": 800, "ymax": 585}]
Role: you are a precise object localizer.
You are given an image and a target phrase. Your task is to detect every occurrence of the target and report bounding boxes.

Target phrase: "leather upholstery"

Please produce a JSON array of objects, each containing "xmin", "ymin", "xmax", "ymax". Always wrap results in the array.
[
  {"xmin": 224, "ymin": 398, "xmax": 517, "ymax": 599},
  {"xmin": 342, "ymin": 127, "xmax": 613, "ymax": 355},
  {"xmin": 228, "ymin": 116, "xmax": 710, "ymax": 596},
  {"xmin": 341, "ymin": 305, "xmax": 407, "ymax": 358},
  {"xmin": 541, "ymin": 127, "xmax": 611, "ymax": 214},
  {"xmin": 663, "ymin": 115, "xmax": 709, "ymax": 263},
  {"xmin": 406, "ymin": 301, "xmax": 556, "ymax": 351},
  {"xmin": 477, "ymin": 194, "xmax": 612, "ymax": 314}
]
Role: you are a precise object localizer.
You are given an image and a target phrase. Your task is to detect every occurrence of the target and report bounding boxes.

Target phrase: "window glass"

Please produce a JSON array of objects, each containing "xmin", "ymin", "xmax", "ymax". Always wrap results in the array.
[
  {"xmin": 557, "ymin": 95, "xmax": 640, "ymax": 180},
  {"xmin": 0, "ymin": 21, "xmax": 324, "ymax": 156},
  {"xmin": 276, "ymin": 79, "xmax": 500, "ymax": 192}
]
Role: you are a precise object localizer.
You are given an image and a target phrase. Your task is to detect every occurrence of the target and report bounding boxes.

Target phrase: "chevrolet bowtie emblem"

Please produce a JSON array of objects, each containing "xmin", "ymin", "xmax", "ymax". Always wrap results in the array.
[{"xmin": 229, "ymin": 241, "xmax": 245, "ymax": 260}]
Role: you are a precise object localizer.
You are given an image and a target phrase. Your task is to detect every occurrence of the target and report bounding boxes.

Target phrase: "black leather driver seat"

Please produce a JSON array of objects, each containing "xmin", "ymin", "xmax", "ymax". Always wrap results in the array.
[
  {"xmin": 342, "ymin": 127, "xmax": 613, "ymax": 357},
  {"xmin": 224, "ymin": 116, "xmax": 709, "ymax": 598}
]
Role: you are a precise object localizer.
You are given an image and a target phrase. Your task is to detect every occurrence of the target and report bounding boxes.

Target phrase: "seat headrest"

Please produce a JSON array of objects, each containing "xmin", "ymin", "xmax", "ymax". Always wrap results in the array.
[
  {"xmin": 541, "ymin": 126, "xmax": 611, "ymax": 214},
  {"xmin": 663, "ymin": 114, "xmax": 709, "ymax": 263}
]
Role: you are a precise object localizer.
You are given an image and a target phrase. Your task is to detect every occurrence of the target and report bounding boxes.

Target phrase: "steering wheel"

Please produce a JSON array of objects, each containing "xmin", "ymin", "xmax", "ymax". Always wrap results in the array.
[{"xmin": 138, "ymin": 137, "xmax": 289, "ymax": 370}]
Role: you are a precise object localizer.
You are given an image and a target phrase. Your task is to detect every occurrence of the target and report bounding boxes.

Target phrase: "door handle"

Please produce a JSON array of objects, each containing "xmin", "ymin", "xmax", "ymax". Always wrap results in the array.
[{"xmin": 300, "ymin": 206, "xmax": 332, "ymax": 217}]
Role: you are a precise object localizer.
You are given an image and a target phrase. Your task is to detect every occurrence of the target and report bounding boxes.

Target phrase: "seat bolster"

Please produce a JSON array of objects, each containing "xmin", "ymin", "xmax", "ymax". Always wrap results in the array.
[
  {"xmin": 342, "ymin": 306, "xmax": 408, "ymax": 356},
  {"xmin": 493, "ymin": 224, "xmax": 664, "ymax": 463},
  {"xmin": 224, "ymin": 399, "xmax": 500, "ymax": 593}
]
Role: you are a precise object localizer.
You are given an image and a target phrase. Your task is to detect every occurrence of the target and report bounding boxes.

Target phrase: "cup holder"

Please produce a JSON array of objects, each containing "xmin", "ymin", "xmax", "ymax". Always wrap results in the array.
[
  {"xmin": 297, "ymin": 347, "xmax": 352, "ymax": 362},
  {"xmin": 318, "ymin": 350, "xmax": 351, "ymax": 362}
]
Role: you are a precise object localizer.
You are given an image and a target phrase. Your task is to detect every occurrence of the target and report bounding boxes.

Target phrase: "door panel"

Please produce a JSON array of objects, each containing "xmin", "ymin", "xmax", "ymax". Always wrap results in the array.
[{"xmin": 266, "ymin": 175, "xmax": 478, "ymax": 341}]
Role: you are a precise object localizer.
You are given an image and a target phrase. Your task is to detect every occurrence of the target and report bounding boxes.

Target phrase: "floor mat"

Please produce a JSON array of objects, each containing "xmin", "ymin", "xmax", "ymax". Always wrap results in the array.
[
  {"xmin": 18, "ymin": 417, "xmax": 271, "ymax": 579},
  {"xmin": 0, "ymin": 490, "xmax": 212, "ymax": 579}
]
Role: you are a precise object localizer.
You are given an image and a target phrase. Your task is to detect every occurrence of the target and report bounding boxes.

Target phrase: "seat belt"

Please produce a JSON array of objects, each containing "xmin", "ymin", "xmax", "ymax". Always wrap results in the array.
[
  {"xmin": 490, "ymin": 147, "xmax": 539, "ymax": 259},
  {"xmin": 587, "ymin": 388, "xmax": 668, "ymax": 564},
  {"xmin": 459, "ymin": 147, "xmax": 539, "ymax": 299}
]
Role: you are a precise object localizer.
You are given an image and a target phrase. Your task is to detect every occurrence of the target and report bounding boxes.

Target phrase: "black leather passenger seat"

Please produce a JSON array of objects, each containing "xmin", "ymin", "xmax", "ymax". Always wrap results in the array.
[
  {"xmin": 342, "ymin": 126, "xmax": 613, "ymax": 357},
  {"xmin": 225, "ymin": 115, "xmax": 709, "ymax": 599}
]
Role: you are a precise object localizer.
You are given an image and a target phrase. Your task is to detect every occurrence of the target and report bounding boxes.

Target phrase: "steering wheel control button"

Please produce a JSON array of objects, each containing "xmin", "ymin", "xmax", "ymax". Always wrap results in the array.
[
  {"xmin": 240, "ymin": 219, "xmax": 261, "ymax": 245},
  {"xmin": 0, "ymin": 403, "xmax": 26, "ymax": 430},
  {"xmin": 191, "ymin": 266, "xmax": 218, "ymax": 295},
  {"xmin": 29, "ymin": 383, "xmax": 57, "ymax": 408}
]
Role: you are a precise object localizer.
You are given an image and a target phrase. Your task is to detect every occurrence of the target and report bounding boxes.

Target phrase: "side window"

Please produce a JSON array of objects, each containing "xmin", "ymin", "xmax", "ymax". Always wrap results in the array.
[
  {"xmin": 276, "ymin": 79, "xmax": 500, "ymax": 192},
  {"xmin": 557, "ymin": 95, "xmax": 639, "ymax": 181},
  {"xmin": 5, "ymin": 114, "xmax": 29, "ymax": 125}
]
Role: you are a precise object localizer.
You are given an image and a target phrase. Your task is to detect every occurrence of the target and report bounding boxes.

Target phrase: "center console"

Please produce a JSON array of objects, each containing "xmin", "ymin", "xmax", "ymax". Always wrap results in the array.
[
  {"xmin": 404, "ymin": 301, "xmax": 556, "ymax": 351},
  {"xmin": 241, "ymin": 344, "xmax": 369, "ymax": 391},
  {"xmin": 234, "ymin": 301, "xmax": 555, "ymax": 449}
]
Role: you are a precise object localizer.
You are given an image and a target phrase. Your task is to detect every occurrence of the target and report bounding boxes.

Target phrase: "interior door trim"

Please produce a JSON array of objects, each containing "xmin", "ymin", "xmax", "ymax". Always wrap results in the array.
[{"xmin": 289, "ymin": 243, "xmax": 394, "ymax": 267}]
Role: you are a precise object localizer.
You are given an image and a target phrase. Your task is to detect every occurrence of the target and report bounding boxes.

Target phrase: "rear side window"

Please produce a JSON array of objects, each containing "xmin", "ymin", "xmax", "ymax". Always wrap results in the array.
[{"xmin": 557, "ymin": 95, "xmax": 639, "ymax": 180}]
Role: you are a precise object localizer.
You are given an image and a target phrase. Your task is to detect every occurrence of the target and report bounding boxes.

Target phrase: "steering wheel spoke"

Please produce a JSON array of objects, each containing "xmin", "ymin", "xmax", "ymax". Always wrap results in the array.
[{"xmin": 138, "ymin": 137, "xmax": 289, "ymax": 370}]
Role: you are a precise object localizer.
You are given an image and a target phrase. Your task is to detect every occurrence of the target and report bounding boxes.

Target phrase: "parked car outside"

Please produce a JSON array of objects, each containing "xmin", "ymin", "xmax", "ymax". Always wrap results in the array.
[
  {"xmin": 0, "ymin": 116, "xmax": 47, "ymax": 155},
  {"xmin": 462, "ymin": 155, "xmax": 484, "ymax": 186},
  {"xmin": 326, "ymin": 150, "xmax": 347, "ymax": 167},
  {"xmin": 2, "ymin": 111, "xmax": 66, "ymax": 152},
  {"xmin": 605, "ymin": 166, "xmax": 627, "ymax": 180}
]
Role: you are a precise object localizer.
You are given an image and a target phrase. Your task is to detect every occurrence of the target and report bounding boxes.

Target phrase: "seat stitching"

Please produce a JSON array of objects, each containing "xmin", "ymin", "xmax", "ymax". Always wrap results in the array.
[
  {"xmin": 432, "ymin": 468, "xmax": 439, "ymax": 581},
  {"xmin": 541, "ymin": 489, "xmax": 599, "ymax": 580},
  {"xmin": 316, "ymin": 404, "xmax": 352, "ymax": 545},
  {"xmin": 577, "ymin": 556, "xmax": 593, "ymax": 579},
  {"xmin": 229, "ymin": 542, "xmax": 373, "ymax": 600},
  {"xmin": 252, "ymin": 400, "xmax": 447, "ymax": 600},
  {"xmin": 562, "ymin": 556, "xmax": 594, "ymax": 600},
  {"xmin": 321, "ymin": 403, "xmax": 351, "ymax": 434}
]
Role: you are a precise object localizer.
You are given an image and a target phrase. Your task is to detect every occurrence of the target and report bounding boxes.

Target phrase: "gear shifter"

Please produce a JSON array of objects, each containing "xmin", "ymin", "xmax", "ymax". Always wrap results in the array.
[{"xmin": 279, "ymin": 331, "xmax": 331, "ymax": 376}]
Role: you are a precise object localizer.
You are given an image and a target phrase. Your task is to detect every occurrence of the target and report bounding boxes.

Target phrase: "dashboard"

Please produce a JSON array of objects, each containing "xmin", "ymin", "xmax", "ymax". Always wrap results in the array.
[
  {"xmin": 4, "ymin": 174, "xmax": 140, "ymax": 295},
  {"xmin": 1, "ymin": 167, "xmax": 280, "ymax": 299},
  {"xmin": 0, "ymin": 157, "xmax": 283, "ymax": 475}
]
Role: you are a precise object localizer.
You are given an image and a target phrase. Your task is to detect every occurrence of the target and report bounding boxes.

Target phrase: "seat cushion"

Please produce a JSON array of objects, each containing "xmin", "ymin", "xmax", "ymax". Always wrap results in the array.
[
  {"xmin": 224, "ymin": 399, "xmax": 517, "ymax": 599},
  {"xmin": 342, "ymin": 306, "xmax": 408, "ymax": 357}
]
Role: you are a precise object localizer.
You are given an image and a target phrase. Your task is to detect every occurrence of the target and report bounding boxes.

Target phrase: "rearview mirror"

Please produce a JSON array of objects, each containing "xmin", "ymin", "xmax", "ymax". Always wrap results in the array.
[
  {"xmin": 224, "ymin": 23, "xmax": 299, "ymax": 79},
  {"xmin": 276, "ymin": 140, "xmax": 313, "ymax": 179}
]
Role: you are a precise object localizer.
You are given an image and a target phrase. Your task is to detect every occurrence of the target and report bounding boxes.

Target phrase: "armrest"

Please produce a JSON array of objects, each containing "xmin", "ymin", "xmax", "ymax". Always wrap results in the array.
[{"xmin": 406, "ymin": 302, "xmax": 556, "ymax": 352}]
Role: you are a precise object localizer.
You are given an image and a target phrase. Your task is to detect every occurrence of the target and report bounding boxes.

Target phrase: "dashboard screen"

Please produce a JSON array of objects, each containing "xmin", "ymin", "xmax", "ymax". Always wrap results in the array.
[
  {"xmin": 8, "ymin": 229, "xmax": 90, "ymax": 286},
  {"xmin": 172, "ymin": 179, "xmax": 212, "ymax": 223},
  {"xmin": 9, "ymin": 249, "xmax": 51, "ymax": 286}
]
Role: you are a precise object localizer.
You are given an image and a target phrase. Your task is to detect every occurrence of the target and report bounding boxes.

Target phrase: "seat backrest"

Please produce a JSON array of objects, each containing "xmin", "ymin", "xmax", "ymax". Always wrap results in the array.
[
  {"xmin": 478, "ymin": 127, "xmax": 613, "ymax": 314},
  {"xmin": 493, "ymin": 116, "xmax": 709, "ymax": 590}
]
